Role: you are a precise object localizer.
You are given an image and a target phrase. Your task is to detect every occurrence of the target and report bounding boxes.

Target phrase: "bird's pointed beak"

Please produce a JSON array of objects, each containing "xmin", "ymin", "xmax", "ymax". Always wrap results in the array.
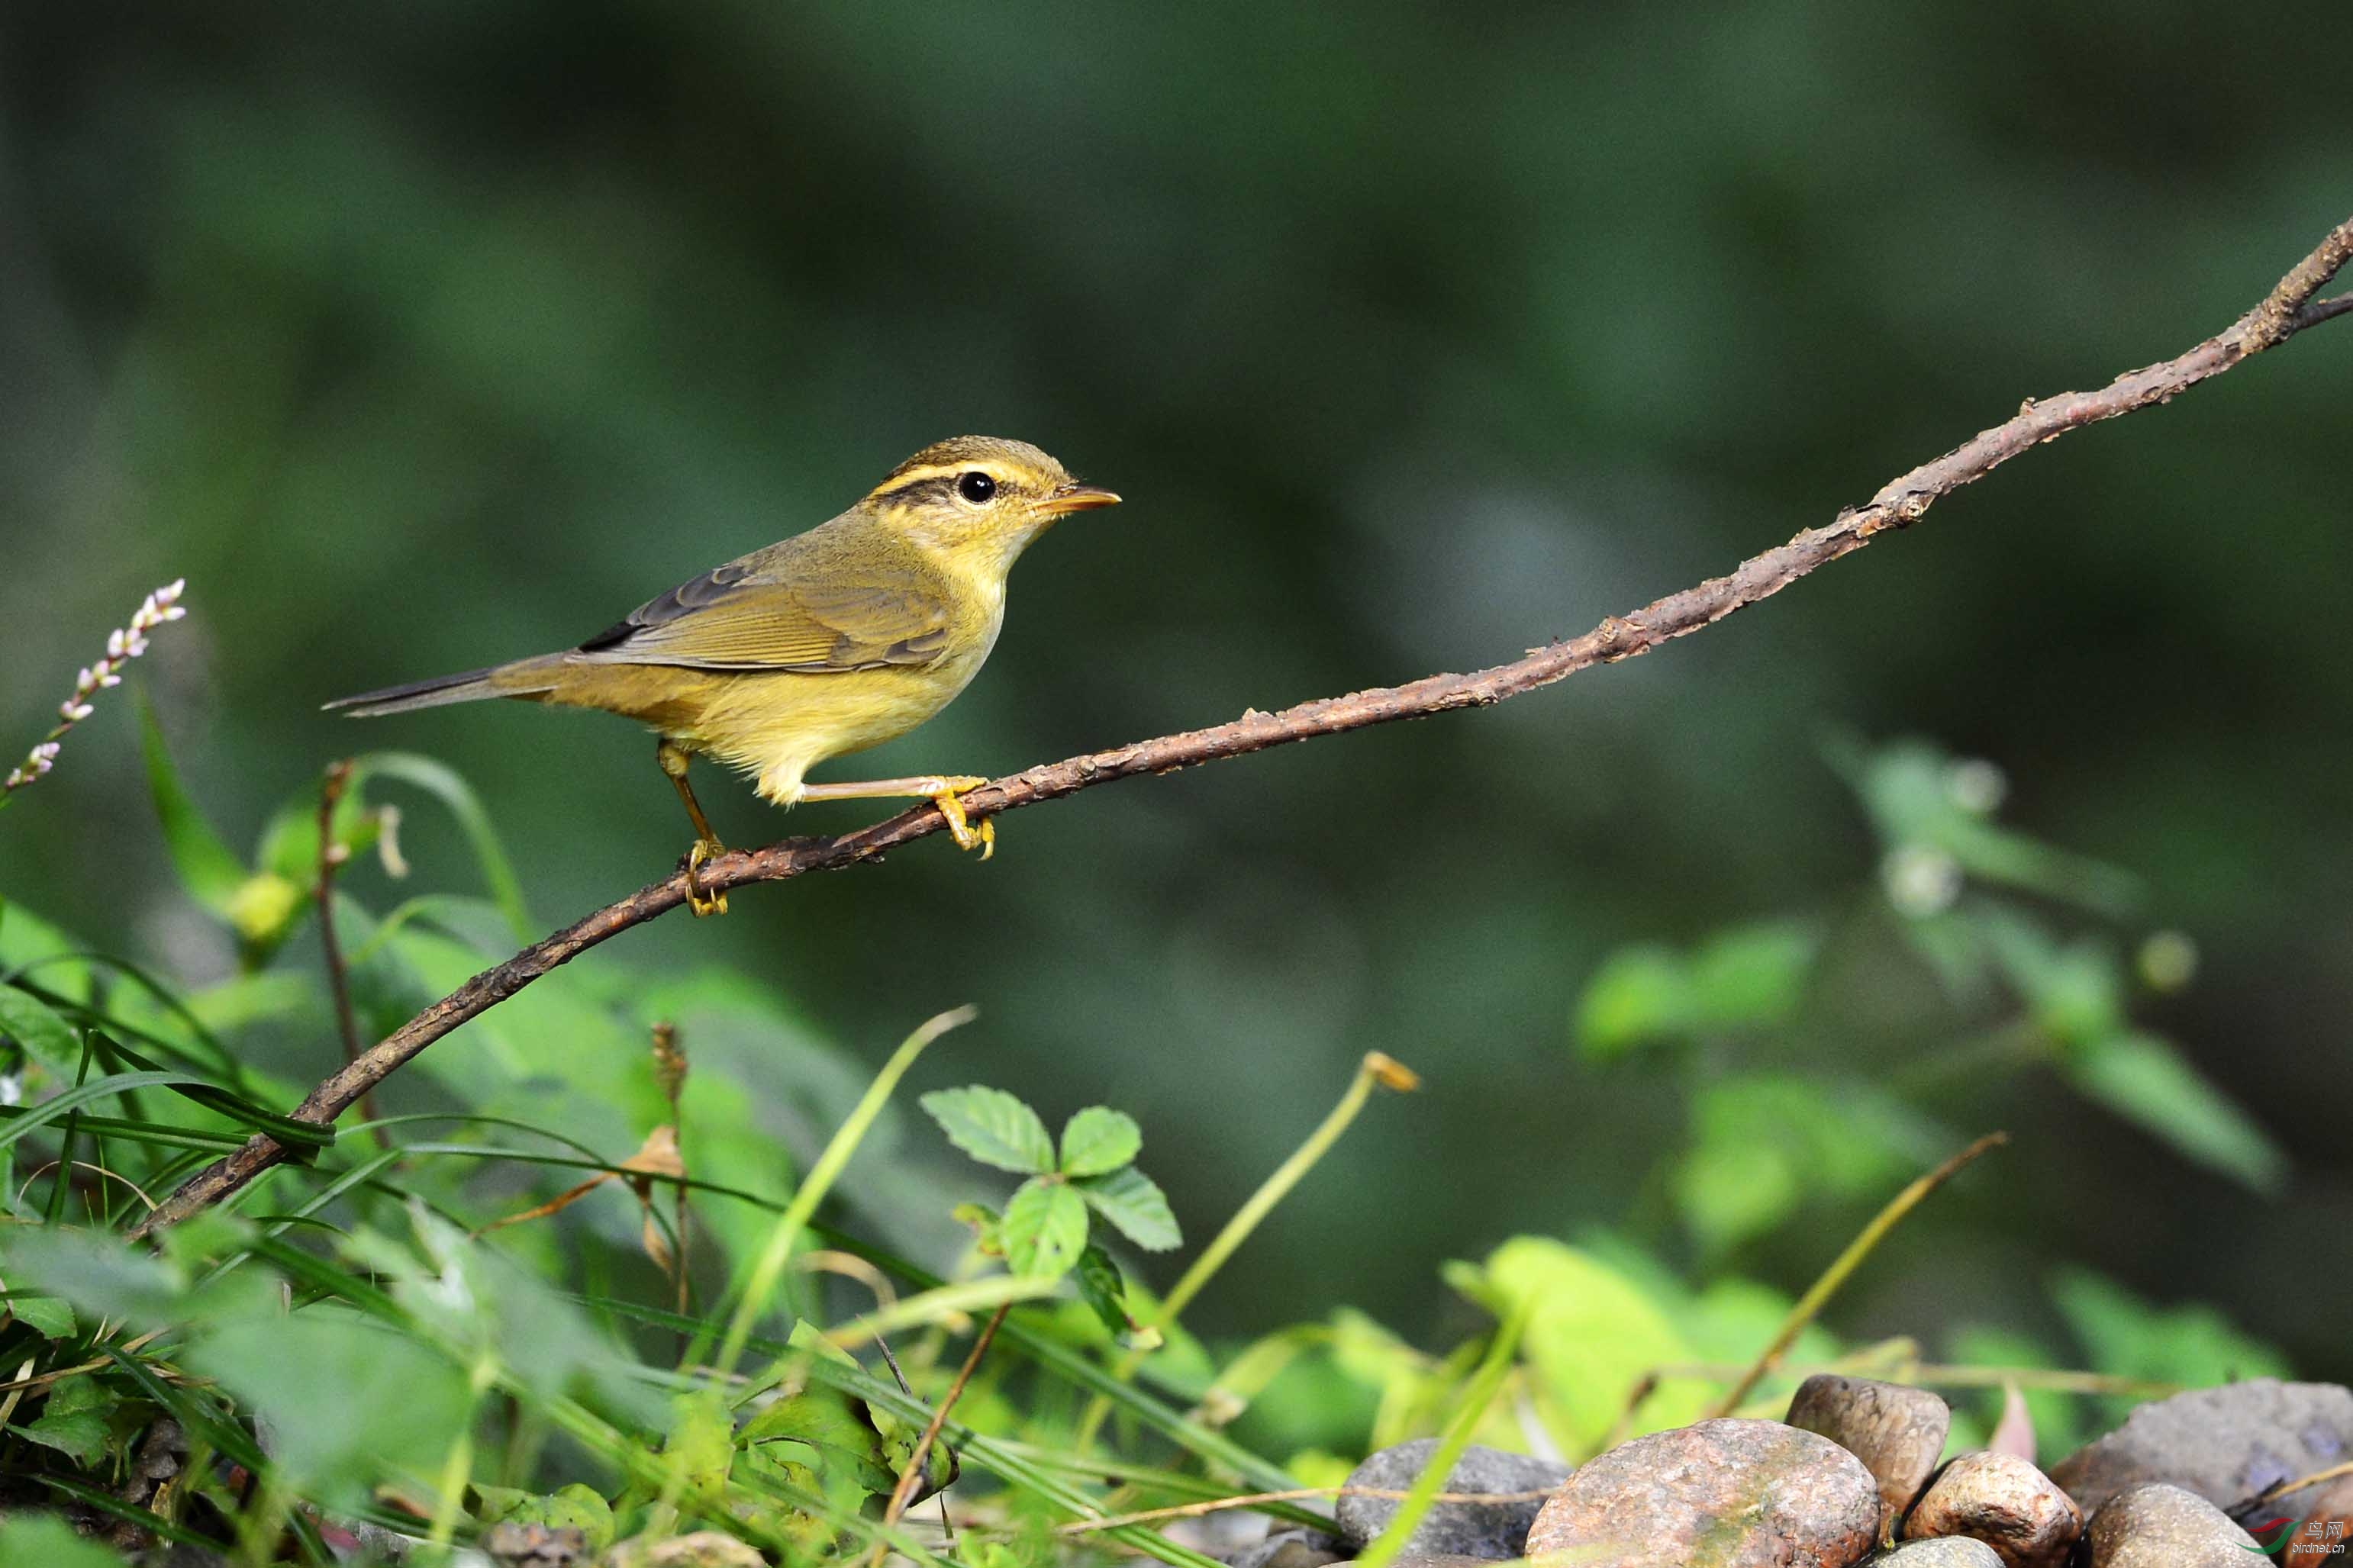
[{"xmin": 1039, "ymin": 483, "xmax": 1123, "ymax": 516}]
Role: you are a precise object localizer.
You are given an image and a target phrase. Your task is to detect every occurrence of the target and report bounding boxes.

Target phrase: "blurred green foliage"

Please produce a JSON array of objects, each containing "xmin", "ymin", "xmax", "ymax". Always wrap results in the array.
[
  {"xmin": 0, "ymin": 706, "xmax": 2312, "ymax": 1556},
  {"xmin": 5, "ymin": 3, "xmax": 2347, "ymax": 1387}
]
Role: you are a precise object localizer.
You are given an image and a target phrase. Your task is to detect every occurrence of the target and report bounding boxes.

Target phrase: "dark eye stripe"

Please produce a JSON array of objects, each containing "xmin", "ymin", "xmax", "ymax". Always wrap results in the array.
[{"xmin": 872, "ymin": 475, "xmax": 962, "ymax": 507}]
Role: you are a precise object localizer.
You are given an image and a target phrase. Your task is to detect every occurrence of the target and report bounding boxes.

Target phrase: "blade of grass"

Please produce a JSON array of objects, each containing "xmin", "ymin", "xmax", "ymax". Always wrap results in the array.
[
  {"xmin": 709, "ymin": 1006, "xmax": 974, "ymax": 1382},
  {"xmin": 1080, "ymin": 1051, "xmax": 1417, "ymax": 1446},
  {"xmin": 0, "ymin": 1109, "xmax": 243, "ymax": 1153},
  {"xmin": 1710, "ymin": 1132, "xmax": 2008, "ymax": 1416},
  {"xmin": 1356, "ymin": 1298, "xmax": 1531, "ymax": 1568}
]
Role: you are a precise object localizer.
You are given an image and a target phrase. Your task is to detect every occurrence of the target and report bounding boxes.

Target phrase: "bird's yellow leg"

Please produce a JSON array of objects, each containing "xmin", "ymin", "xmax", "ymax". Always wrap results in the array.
[
  {"xmin": 656, "ymin": 739, "xmax": 729, "ymax": 916},
  {"xmin": 798, "ymin": 774, "xmax": 997, "ymax": 859}
]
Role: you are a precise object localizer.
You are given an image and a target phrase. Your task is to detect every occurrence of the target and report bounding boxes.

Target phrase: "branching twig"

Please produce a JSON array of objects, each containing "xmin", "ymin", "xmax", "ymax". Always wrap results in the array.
[{"xmin": 127, "ymin": 214, "xmax": 2353, "ymax": 1241}]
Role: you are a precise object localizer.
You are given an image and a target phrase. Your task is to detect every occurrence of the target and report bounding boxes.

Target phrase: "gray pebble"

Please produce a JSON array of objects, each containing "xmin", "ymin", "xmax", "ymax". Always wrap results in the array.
[
  {"xmin": 2082, "ymin": 1483, "xmax": 2262, "ymax": 1566},
  {"xmin": 1333, "ymin": 1438, "xmax": 1570, "ymax": 1560},
  {"xmin": 1226, "ymin": 1528, "xmax": 1348, "ymax": 1568},
  {"xmin": 2049, "ymin": 1380, "xmax": 2353, "ymax": 1517}
]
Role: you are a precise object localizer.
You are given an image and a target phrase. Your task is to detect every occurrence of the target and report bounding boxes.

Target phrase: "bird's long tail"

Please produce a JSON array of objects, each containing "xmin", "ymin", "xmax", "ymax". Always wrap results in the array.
[{"xmin": 323, "ymin": 656, "xmax": 562, "ymax": 717}]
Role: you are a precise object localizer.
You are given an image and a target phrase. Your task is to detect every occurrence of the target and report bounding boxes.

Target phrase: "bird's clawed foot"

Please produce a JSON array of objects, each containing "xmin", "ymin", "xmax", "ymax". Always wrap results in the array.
[
  {"xmin": 682, "ymin": 838, "xmax": 730, "ymax": 917},
  {"xmin": 929, "ymin": 776, "xmax": 995, "ymax": 859}
]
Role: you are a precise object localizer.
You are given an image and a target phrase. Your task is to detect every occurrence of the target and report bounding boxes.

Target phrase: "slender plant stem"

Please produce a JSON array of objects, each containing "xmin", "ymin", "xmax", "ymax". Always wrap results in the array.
[
  {"xmin": 870, "ymin": 1300, "xmax": 1012, "ymax": 1566},
  {"xmin": 710, "ymin": 1006, "xmax": 974, "ymax": 1381},
  {"xmin": 314, "ymin": 759, "xmax": 385, "ymax": 1148},
  {"xmin": 1710, "ymin": 1133, "xmax": 2008, "ymax": 1417},
  {"xmin": 1078, "ymin": 1051, "xmax": 1417, "ymax": 1446},
  {"xmin": 127, "ymin": 213, "xmax": 2353, "ymax": 1241}
]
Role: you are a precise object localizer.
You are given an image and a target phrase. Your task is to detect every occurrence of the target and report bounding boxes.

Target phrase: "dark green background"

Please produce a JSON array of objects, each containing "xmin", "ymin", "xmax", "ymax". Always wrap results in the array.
[{"xmin": 4, "ymin": 4, "xmax": 2347, "ymax": 1378}]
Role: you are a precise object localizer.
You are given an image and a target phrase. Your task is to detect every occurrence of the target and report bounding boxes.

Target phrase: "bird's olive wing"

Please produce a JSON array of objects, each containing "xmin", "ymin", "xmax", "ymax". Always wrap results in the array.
[{"xmin": 573, "ymin": 555, "xmax": 953, "ymax": 672}]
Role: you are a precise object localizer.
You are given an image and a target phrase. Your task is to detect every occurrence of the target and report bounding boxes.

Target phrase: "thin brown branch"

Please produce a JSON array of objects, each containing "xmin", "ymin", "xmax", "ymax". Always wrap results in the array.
[
  {"xmin": 871, "ymin": 1299, "xmax": 1007, "ymax": 1561},
  {"xmin": 127, "ymin": 212, "xmax": 2353, "ymax": 1241},
  {"xmin": 313, "ymin": 759, "xmax": 385, "ymax": 1148}
]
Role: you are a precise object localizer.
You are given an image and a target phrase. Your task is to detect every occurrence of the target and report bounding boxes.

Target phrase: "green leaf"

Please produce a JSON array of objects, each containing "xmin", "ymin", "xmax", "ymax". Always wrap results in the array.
[
  {"xmin": 8, "ymin": 1293, "xmax": 78, "ymax": 1340},
  {"xmin": 1674, "ymin": 1138, "xmax": 1798, "ymax": 1255},
  {"xmin": 1687, "ymin": 922, "xmax": 1816, "ymax": 1029},
  {"xmin": 1671, "ymin": 1074, "xmax": 1920, "ymax": 1253},
  {"xmin": 353, "ymin": 752, "xmax": 533, "ymax": 941},
  {"xmin": 1075, "ymin": 1167, "xmax": 1181, "ymax": 1252},
  {"xmin": 660, "ymin": 1388, "xmax": 737, "ymax": 1502},
  {"xmin": 185, "ymin": 1308, "xmax": 474, "ymax": 1507},
  {"xmin": 1059, "ymin": 1106, "xmax": 1142, "ymax": 1176},
  {"xmin": 0, "ymin": 1513, "xmax": 125, "ymax": 1568},
  {"xmin": 1002, "ymin": 1179, "xmax": 1089, "ymax": 1278},
  {"xmin": 2050, "ymin": 1268, "xmax": 2288, "ymax": 1404},
  {"xmin": 1572, "ymin": 944, "xmax": 1687, "ymax": 1061},
  {"xmin": 740, "ymin": 1384, "xmax": 898, "ymax": 1494},
  {"xmin": 0, "ymin": 984, "xmax": 81, "ymax": 1072},
  {"xmin": 1472, "ymin": 1237, "xmax": 1709, "ymax": 1453},
  {"xmin": 2065, "ymin": 1032, "xmax": 2286, "ymax": 1193},
  {"xmin": 920, "ymin": 1086, "xmax": 1056, "ymax": 1174},
  {"xmin": 137, "ymin": 695, "xmax": 247, "ymax": 917},
  {"xmin": 19, "ymin": 1374, "xmax": 116, "ymax": 1466},
  {"xmin": 1074, "ymin": 1244, "xmax": 1132, "ymax": 1340}
]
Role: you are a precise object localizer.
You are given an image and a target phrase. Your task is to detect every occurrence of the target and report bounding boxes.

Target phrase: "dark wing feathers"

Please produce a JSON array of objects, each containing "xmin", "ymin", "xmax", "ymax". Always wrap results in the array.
[
  {"xmin": 578, "ymin": 560, "xmax": 756, "ymax": 652},
  {"xmin": 571, "ymin": 529, "xmax": 955, "ymax": 674}
]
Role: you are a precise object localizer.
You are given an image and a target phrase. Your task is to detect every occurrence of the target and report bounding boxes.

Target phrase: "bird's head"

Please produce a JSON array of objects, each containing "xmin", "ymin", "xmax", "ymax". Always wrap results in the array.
[{"xmin": 862, "ymin": 436, "xmax": 1120, "ymax": 573}]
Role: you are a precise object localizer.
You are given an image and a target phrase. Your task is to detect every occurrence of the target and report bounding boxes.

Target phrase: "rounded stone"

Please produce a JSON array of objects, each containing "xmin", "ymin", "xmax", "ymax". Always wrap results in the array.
[
  {"xmin": 1859, "ymin": 1541, "xmax": 2004, "ymax": 1566},
  {"xmin": 1523, "ymin": 1417, "xmax": 1879, "ymax": 1567},
  {"xmin": 2048, "ymin": 1380, "xmax": 2353, "ymax": 1518},
  {"xmin": 1787, "ymin": 1375, "xmax": 1953, "ymax": 1529},
  {"xmin": 2081, "ymin": 1483, "xmax": 2261, "ymax": 1566},
  {"xmin": 1333, "ymin": 1438, "xmax": 1570, "ymax": 1559},
  {"xmin": 1226, "ymin": 1528, "xmax": 1348, "ymax": 1568},
  {"xmin": 1903, "ymin": 1452, "xmax": 2081, "ymax": 1568}
]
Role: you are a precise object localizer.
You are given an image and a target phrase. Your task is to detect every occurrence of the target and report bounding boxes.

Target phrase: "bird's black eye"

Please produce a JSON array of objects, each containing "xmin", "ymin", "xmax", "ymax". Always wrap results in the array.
[{"xmin": 957, "ymin": 472, "xmax": 997, "ymax": 504}]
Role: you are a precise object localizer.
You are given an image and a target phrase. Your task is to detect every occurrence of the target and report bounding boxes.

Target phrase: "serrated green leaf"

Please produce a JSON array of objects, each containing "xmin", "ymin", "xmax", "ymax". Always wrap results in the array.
[
  {"xmin": 1002, "ymin": 1179, "xmax": 1088, "ymax": 1278},
  {"xmin": 1059, "ymin": 1106, "xmax": 1142, "ymax": 1176},
  {"xmin": 1075, "ymin": 1167, "xmax": 1181, "ymax": 1252},
  {"xmin": 2065, "ymin": 1032, "xmax": 2286, "ymax": 1193},
  {"xmin": 920, "ymin": 1086, "xmax": 1056, "ymax": 1174},
  {"xmin": 137, "ymin": 696, "xmax": 247, "ymax": 918},
  {"xmin": 0, "ymin": 984, "xmax": 81, "ymax": 1072}
]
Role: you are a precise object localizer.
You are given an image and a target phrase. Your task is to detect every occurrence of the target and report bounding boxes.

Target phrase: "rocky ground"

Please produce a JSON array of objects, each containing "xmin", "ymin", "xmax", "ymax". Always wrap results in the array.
[{"xmin": 1220, "ymin": 1376, "xmax": 2353, "ymax": 1568}]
